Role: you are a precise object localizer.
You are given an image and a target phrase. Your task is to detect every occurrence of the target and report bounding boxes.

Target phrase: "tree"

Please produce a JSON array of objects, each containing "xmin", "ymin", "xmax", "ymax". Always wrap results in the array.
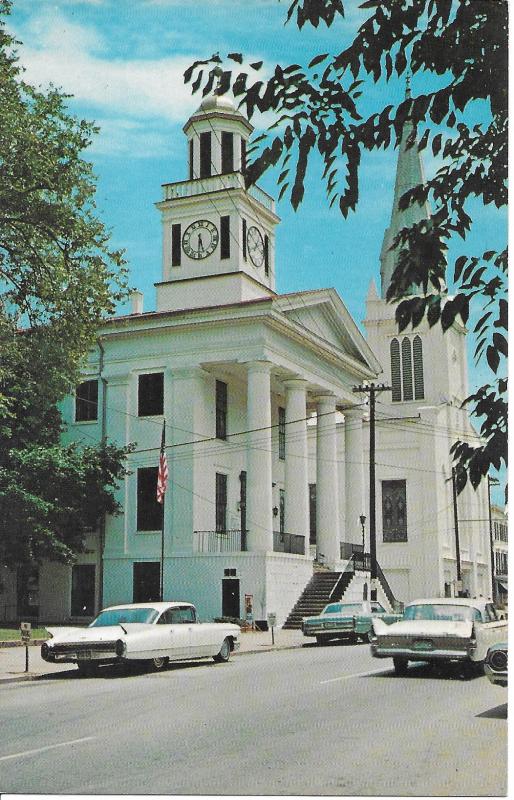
[
  {"xmin": 0, "ymin": 1, "xmax": 131, "ymax": 568},
  {"xmin": 185, "ymin": 0, "xmax": 507, "ymax": 496}
]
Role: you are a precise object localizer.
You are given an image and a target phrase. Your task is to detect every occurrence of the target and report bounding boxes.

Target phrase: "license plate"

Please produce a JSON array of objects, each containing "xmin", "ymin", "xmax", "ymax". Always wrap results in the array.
[
  {"xmin": 77, "ymin": 651, "xmax": 92, "ymax": 660},
  {"xmin": 413, "ymin": 640, "xmax": 433, "ymax": 651}
]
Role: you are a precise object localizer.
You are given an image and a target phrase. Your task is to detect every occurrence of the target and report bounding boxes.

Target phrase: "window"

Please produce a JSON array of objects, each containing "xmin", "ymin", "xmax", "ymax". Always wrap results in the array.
[
  {"xmin": 216, "ymin": 380, "xmax": 227, "ymax": 439},
  {"xmin": 221, "ymin": 131, "xmax": 234, "ymax": 173},
  {"xmin": 382, "ymin": 479, "xmax": 407, "ymax": 542},
  {"xmin": 133, "ymin": 562, "xmax": 160, "ymax": 603},
  {"xmin": 309, "ymin": 483, "xmax": 317, "ymax": 545},
  {"xmin": 241, "ymin": 137, "xmax": 247, "ymax": 173},
  {"xmin": 279, "ymin": 489, "xmax": 285, "ymax": 534},
  {"xmin": 264, "ymin": 235, "xmax": 269, "ymax": 276},
  {"xmin": 242, "ymin": 218, "xmax": 247, "ymax": 260},
  {"xmin": 220, "ymin": 215, "xmax": 230, "ymax": 259},
  {"xmin": 138, "ymin": 372, "xmax": 164, "ymax": 417},
  {"xmin": 75, "ymin": 379, "xmax": 98, "ymax": 422},
  {"xmin": 200, "ymin": 131, "xmax": 211, "ymax": 178},
  {"xmin": 390, "ymin": 336, "xmax": 424, "ymax": 402},
  {"xmin": 216, "ymin": 472, "xmax": 228, "ymax": 532},
  {"xmin": 278, "ymin": 406, "xmax": 286, "ymax": 460},
  {"xmin": 137, "ymin": 467, "xmax": 163, "ymax": 531},
  {"xmin": 171, "ymin": 223, "xmax": 181, "ymax": 267},
  {"xmin": 71, "ymin": 564, "xmax": 95, "ymax": 616}
]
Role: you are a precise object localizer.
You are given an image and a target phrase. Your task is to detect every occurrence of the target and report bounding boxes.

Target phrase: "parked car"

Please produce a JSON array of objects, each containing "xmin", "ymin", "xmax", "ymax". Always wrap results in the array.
[
  {"xmin": 41, "ymin": 601, "xmax": 240, "ymax": 675},
  {"xmin": 484, "ymin": 642, "xmax": 508, "ymax": 687},
  {"xmin": 371, "ymin": 597, "xmax": 508, "ymax": 676},
  {"xmin": 302, "ymin": 600, "xmax": 400, "ymax": 645}
]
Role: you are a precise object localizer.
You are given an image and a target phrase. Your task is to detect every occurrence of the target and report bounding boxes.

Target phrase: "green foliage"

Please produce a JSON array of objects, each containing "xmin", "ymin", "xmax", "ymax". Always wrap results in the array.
[
  {"xmin": 185, "ymin": 0, "xmax": 507, "ymax": 495},
  {"xmin": 0, "ymin": 2, "xmax": 132, "ymax": 567}
]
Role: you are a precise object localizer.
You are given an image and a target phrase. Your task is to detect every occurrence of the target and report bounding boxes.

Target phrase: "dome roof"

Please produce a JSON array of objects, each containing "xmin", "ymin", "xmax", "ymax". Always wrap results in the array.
[{"xmin": 197, "ymin": 93, "xmax": 238, "ymax": 114}]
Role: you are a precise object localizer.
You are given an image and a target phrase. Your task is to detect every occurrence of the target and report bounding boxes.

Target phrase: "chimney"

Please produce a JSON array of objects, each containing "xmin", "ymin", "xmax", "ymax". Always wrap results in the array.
[{"xmin": 130, "ymin": 290, "xmax": 144, "ymax": 315}]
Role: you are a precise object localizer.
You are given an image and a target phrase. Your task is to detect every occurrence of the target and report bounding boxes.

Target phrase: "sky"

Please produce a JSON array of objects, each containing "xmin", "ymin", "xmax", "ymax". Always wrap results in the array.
[{"xmin": 6, "ymin": 0, "xmax": 507, "ymax": 498}]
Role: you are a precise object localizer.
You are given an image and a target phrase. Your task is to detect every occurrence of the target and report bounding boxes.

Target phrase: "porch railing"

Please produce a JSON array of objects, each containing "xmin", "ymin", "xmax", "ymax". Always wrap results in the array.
[
  {"xmin": 273, "ymin": 531, "xmax": 305, "ymax": 555},
  {"xmin": 193, "ymin": 529, "xmax": 246, "ymax": 553}
]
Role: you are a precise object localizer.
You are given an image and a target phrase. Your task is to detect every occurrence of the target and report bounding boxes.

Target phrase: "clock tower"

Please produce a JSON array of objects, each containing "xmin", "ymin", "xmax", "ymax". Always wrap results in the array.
[{"xmin": 155, "ymin": 94, "xmax": 280, "ymax": 313}]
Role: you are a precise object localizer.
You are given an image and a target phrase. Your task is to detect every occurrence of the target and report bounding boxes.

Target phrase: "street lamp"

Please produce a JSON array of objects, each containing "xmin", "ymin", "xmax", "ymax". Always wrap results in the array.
[{"xmin": 359, "ymin": 514, "xmax": 366, "ymax": 554}]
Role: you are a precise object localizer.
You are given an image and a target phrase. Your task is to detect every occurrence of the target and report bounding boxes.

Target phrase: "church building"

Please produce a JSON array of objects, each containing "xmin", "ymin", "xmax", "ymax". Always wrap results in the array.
[{"xmin": 0, "ymin": 92, "xmax": 495, "ymax": 626}]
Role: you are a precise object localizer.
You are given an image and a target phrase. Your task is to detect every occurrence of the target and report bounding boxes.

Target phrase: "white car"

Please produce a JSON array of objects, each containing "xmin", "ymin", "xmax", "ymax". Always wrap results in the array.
[
  {"xmin": 41, "ymin": 601, "xmax": 240, "ymax": 675},
  {"xmin": 371, "ymin": 597, "xmax": 507, "ymax": 676}
]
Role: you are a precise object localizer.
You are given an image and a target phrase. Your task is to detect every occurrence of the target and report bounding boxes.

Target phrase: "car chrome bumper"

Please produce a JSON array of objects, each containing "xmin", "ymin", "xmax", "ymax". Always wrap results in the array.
[
  {"xmin": 484, "ymin": 664, "xmax": 508, "ymax": 686},
  {"xmin": 371, "ymin": 645, "xmax": 470, "ymax": 661}
]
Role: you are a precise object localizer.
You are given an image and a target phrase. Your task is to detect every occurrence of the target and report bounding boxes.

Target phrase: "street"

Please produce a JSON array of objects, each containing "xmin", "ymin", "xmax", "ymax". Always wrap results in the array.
[{"xmin": 1, "ymin": 643, "xmax": 507, "ymax": 796}]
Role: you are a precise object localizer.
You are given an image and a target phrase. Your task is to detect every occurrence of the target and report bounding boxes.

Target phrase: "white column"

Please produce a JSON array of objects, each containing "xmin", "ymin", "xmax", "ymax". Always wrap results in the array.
[
  {"xmin": 316, "ymin": 395, "xmax": 340, "ymax": 566},
  {"xmin": 344, "ymin": 406, "xmax": 365, "ymax": 547},
  {"xmin": 246, "ymin": 362, "xmax": 273, "ymax": 552},
  {"xmin": 284, "ymin": 379, "xmax": 309, "ymax": 543}
]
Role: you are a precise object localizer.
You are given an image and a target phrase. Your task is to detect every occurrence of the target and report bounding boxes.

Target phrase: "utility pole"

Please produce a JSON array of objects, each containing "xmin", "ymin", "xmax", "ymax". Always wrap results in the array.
[
  {"xmin": 451, "ymin": 467, "xmax": 462, "ymax": 595},
  {"xmin": 353, "ymin": 382, "xmax": 391, "ymax": 601}
]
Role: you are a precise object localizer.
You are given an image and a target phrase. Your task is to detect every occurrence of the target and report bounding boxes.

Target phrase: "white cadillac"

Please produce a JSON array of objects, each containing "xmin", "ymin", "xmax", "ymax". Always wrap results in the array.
[
  {"xmin": 371, "ymin": 597, "xmax": 507, "ymax": 676},
  {"xmin": 41, "ymin": 602, "xmax": 240, "ymax": 675}
]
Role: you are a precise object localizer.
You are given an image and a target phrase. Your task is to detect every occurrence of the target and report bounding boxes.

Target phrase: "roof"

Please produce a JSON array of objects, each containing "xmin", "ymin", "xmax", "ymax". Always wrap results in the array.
[
  {"xmin": 405, "ymin": 597, "xmax": 490, "ymax": 609},
  {"xmin": 103, "ymin": 601, "xmax": 193, "ymax": 612}
]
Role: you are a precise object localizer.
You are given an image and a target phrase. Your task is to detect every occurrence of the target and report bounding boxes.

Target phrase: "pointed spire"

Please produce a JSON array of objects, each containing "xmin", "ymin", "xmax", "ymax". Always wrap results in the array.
[{"xmin": 379, "ymin": 77, "xmax": 431, "ymax": 299}]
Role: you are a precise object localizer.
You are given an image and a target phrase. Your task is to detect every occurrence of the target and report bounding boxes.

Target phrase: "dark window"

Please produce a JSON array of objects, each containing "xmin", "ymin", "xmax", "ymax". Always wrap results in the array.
[
  {"xmin": 382, "ymin": 479, "xmax": 408, "ymax": 542},
  {"xmin": 216, "ymin": 380, "xmax": 227, "ymax": 439},
  {"xmin": 216, "ymin": 472, "xmax": 228, "ymax": 532},
  {"xmin": 200, "ymin": 131, "xmax": 211, "ymax": 178},
  {"xmin": 413, "ymin": 335, "xmax": 424, "ymax": 400},
  {"xmin": 75, "ymin": 379, "xmax": 98, "ymax": 422},
  {"xmin": 242, "ymin": 218, "xmax": 247, "ymax": 260},
  {"xmin": 264, "ymin": 235, "xmax": 269, "ymax": 276},
  {"xmin": 309, "ymin": 483, "xmax": 317, "ymax": 545},
  {"xmin": 278, "ymin": 406, "xmax": 286, "ymax": 460},
  {"xmin": 401, "ymin": 337, "xmax": 413, "ymax": 401},
  {"xmin": 390, "ymin": 339, "xmax": 401, "ymax": 402},
  {"xmin": 220, "ymin": 215, "xmax": 230, "ymax": 259},
  {"xmin": 133, "ymin": 562, "xmax": 160, "ymax": 603},
  {"xmin": 171, "ymin": 223, "xmax": 181, "ymax": 267},
  {"xmin": 71, "ymin": 564, "xmax": 95, "ymax": 616},
  {"xmin": 137, "ymin": 467, "xmax": 163, "ymax": 531},
  {"xmin": 241, "ymin": 137, "xmax": 247, "ymax": 173},
  {"xmin": 138, "ymin": 372, "xmax": 164, "ymax": 417},
  {"xmin": 189, "ymin": 139, "xmax": 194, "ymax": 180},
  {"xmin": 279, "ymin": 489, "xmax": 285, "ymax": 535},
  {"xmin": 221, "ymin": 131, "xmax": 234, "ymax": 173}
]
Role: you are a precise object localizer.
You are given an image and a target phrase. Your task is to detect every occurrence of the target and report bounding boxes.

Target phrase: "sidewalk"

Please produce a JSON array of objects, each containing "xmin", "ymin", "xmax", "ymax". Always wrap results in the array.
[{"xmin": 0, "ymin": 628, "xmax": 307, "ymax": 684}]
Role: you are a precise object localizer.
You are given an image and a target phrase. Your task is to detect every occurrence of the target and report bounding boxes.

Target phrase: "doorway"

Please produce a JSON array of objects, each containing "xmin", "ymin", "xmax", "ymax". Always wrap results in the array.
[
  {"xmin": 222, "ymin": 578, "xmax": 240, "ymax": 619},
  {"xmin": 133, "ymin": 562, "xmax": 160, "ymax": 603}
]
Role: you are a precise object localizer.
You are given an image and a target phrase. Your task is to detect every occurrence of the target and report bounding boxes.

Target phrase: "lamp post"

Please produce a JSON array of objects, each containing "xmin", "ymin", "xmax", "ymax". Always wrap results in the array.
[{"xmin": 359, "ymin": 514, "xmax": 366, "ymax": 554}]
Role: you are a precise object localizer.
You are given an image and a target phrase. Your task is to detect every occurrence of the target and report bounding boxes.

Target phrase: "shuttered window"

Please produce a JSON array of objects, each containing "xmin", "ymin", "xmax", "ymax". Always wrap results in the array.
[
  {"xmin": 221, "ymin": 131, "xmax": 234, "ymax": 173},
  {"xmin": 382, "ymin": 479, "xmax": 407, "ymax": 542},
  {"xmin": 264, "ymin": 235, "xmax": 269, "ymax": 276},
  {"xmin": 390, "ymin": 339, "xmax": 401, "ymax": 402},
  {"xmin": 241, "ymin": 137, "xmax": 247, "ymax": 173},
  {"xmin": 189, "ymin": 139, "xmax": 194, "ymax": 180},
  {"xmin": 216, "ymin": 379, "xmax": 227, "ymax": 440},
  {"xmin": 401, "ymin": 337, "xmax": 413, "ymax": 401},
  {"xmin": 215, "ymin": 473, "xmax": 228, "ymax": 532},
  {"xmin": 242, "ymin": 218, "xmax": 247, "ymax": 260},
  {"xmin": 200, "ymin": 131, "xmax": 211, "ymax": 178},
  {"xmin": 220, "ymin": 215, "xmax": 230, "ymax": 259},
  {"xmin": 171, "ymin": 223, "xmax": 181, "ymax": 267},
  {"xmin": 278, "ymin": 406, "xmax": 286, "ymax": 460},
  {"xmin": 413, "ymin": 335, "xmax": 424, "ymax": 400}
]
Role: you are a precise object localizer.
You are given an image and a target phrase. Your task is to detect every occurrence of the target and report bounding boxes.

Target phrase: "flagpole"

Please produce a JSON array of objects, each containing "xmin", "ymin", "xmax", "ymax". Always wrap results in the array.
[
  {"xmin": 157, "ymin": 418, "xmax": 168, "ymax": 603},
  {"xmin": 160, "ymin": 489, "xmax": 165, "ymax": 602}
]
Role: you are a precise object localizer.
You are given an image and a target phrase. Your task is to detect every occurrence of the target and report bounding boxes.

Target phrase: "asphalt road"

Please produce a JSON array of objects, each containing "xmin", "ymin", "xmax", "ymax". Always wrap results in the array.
[{"xmin": 1, "ymin": 642, "xmax": 507, "ymax": 796}]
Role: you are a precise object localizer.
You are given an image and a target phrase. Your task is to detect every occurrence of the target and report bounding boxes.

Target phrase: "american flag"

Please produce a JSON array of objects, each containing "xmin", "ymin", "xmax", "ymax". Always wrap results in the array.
[{"xmin": 156, "ymin": 421, "xmax": 168, "ymax": 504}]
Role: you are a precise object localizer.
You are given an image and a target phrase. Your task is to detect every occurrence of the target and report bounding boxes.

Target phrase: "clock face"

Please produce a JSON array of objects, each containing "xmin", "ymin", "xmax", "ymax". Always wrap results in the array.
[
  {"xmin": 182, "ymin": 220, "xmax": 219, "ymax": 260},
  {"xmin": 247, "ymin": 226, "xmax": 265, "ymax": 268}
]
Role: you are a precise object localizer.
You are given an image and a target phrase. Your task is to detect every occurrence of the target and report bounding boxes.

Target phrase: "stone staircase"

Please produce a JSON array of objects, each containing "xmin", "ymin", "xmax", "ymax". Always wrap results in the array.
[{"xmin": 282, "ymin": 569, "xmax": 350, "ymax": 629}]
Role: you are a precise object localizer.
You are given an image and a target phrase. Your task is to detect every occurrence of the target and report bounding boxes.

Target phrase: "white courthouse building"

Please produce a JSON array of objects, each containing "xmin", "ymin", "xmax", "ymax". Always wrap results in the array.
[{"xmin": 1, "ymin": 94, "xmax": 495, "ymax": 625}]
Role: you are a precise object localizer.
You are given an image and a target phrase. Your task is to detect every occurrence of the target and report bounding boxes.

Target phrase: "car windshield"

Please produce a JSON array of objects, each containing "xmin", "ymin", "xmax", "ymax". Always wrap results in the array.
[
  {"xmin": 403, "ymin": 604, "xmax": 481, "ymax": 622},
  {"xmin": 89, "ymin": 608, "xmax": 160, "ymax": 627},
  {"xmin": 322, "ymin": 603, "xmax": 363, "ymax": 615}
]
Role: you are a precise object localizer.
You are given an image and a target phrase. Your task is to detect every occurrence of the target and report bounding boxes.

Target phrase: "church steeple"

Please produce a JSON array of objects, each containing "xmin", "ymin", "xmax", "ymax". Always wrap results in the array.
[{"xmin": 380, "ymin": 82, "xmax": 431, "ymax": 299}]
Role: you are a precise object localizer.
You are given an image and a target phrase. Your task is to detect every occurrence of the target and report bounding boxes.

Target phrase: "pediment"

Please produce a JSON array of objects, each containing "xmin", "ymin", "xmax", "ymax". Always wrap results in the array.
[{"xmin": 274, "ymin": 289, "xmax": 380, "ymax": 374}]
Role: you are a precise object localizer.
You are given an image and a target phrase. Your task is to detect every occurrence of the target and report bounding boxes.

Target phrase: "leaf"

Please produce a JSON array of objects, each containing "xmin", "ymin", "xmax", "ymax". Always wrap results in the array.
[
  {"xmin": 228, "ymin": 53, "xmax": 243, "ymax": 63},
  {"xmin": 250, "ymin": 61, "xmax": 263, "ymax": 71},
  {"xmin": 486, "ymin": 345, "xmax": 500, "ymax": 374},
  {"xmin": 309, "ymin": 53, "xmax": 329, "ymax": 68}
]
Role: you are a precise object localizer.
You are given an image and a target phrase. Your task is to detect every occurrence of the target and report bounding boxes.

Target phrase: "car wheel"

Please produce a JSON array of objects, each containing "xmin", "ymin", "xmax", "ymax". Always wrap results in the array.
[
  {"xmin": 361, "ymin": 631, "xmax": 372, "ymax": 644},
  {"xmin": 315, "ymin": 635, "xmax": 327, "ymax": 646},
  {"xmin": 393, "ymin": 657, "xmax": 409, "ymax": 676},
  {"xmin": 77, "ymin": 662, "xmax": 99, "ymax": 677},
  {"xmin": 149, "ymin": 656, "xmax": 169, "ymax": 671},
  {"xmin": 213, "ymin": 637, "xmax": 231, "ymax": 663}
]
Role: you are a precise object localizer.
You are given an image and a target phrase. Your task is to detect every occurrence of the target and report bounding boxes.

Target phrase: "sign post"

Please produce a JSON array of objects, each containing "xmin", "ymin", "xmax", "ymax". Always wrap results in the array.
[
  {"xmin": 267, "ymin": 612, "xmax": 277, "ymax": 645},
  {"xmin": 20, "ymin": 622, "xmax": 31, "ymax": 672}
]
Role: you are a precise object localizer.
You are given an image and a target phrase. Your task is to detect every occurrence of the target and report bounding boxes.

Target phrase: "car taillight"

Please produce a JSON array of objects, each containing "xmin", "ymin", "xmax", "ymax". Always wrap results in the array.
[
  {"xmin": 115, "ymin": 639, "xmax": 126, "ymax": 657},
  {"xmin": 489, "ymin": 650, "xmax": 508, "ymax": 672}
]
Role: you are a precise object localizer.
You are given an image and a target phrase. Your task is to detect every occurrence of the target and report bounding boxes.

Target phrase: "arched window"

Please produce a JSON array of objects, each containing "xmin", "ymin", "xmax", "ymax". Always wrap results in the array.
[
  {"xmin": 413, "ymin": 335, "xmax": 424, "ymax": 400},
  {"xmin": 401, "ymin": 337, "xmax": 413, "ymax": 401},
  {"xmin": 390, "ymin": 339, "xmax": 402, "ymax": 402}
]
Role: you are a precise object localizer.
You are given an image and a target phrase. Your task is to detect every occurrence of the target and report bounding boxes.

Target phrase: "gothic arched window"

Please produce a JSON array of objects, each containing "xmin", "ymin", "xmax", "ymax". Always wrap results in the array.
[
  {"xmin": 401, "ymin": 337, "xmax": 413, "ymax": 401},
  {"xmin": 390, "ymin": 338, "xmax": 402, "ymax": 402},
  {"xmin": 413, "ymin": 335, "xmax": 424, "ymax": 400}
]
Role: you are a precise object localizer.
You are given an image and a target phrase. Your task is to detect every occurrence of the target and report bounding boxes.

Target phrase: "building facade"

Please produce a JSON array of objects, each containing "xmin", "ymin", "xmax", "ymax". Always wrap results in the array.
[{"xmin": 0, "ymin": 92, "xmax": 495, "ymax": 625}]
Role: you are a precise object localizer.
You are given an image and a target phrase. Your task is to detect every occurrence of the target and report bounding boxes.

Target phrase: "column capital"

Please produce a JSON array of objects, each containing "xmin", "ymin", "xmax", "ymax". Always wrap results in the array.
[
  {"xmin": 343, "ymin": 404, "xmax": 366, "ymax": 421},
  {"xmin": 283, "ymin": 377, "xmax": 308, "ymax": 390},
  {"xmin": 314, "ymin": 393, "xmax": 337, "ymax": 411},
  {"xmin": 244, "ymin": 360, "xmax": 273, "ymax": 375}
]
